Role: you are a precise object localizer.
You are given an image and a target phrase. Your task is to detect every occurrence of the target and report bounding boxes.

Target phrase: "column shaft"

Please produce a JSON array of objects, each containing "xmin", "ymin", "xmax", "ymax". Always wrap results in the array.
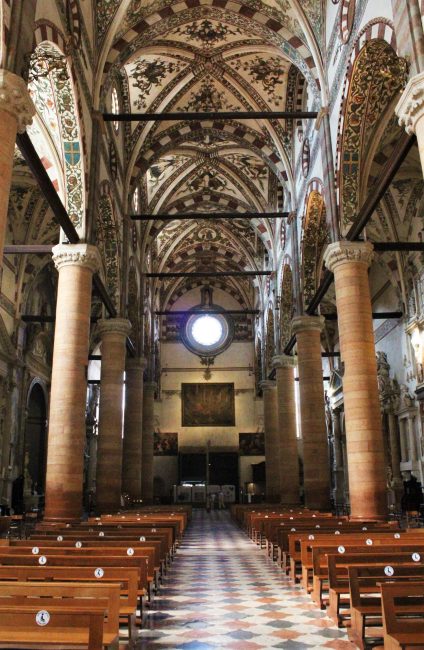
[
  {"xmin": 261, "ymin": 381, "xmax": 280, "ymax": 502},
  {"xmin": 122, "ymin": 359, "xmax": 145, "ymax": 500},
  {"xmin": 292, "ymin": 316, "xmax": 331, "ymax": 510},
  {"xmin": 325, "ymin": 241, "xmax": 387, "ymax": 519},
  {"xmin": 141, "ymin": 382, "xmax": 156, "ymax": 503},
  {"xmin": 272, "ymin": 357, "xmax": 300, "ymax": 504},
  {"xmin": 44, "ymin": 245, "xmax": 99, "ymax": 520},
  {"xmin": 96, "ymin": 319, "xmax": 131, "ymax": 514}
]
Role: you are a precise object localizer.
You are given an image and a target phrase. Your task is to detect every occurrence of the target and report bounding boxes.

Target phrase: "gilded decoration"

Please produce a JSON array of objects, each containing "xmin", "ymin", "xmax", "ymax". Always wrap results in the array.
[
  {"xmin": 340, "ymin": 40, "xmax": 408, "ymax": 228},
  {"xmin": 302, "ymin": 191, "xmax": 329, "ymax": 308},
  {"xmin": 97, "ymin": 193, "xmax": 121, "ymax": 308},
  {"xmin": 279, "ymin": 264, "xmax": 293, "ymax": 349}
]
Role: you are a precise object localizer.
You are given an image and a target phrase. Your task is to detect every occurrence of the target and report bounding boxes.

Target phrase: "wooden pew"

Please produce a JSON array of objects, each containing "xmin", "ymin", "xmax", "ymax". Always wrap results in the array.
[
  {"xmin": 326, "ymin": 550, "xmax": 424, "ymax": 626},
  {"xmin": 348, "ymin": 564, "xmax": 424, "ymax": 649},
  {"xmin": 0, "ymin": 565, "xmax": 139, "ymax": 639},
  {"xmin": 0, "ymin": 581, "xmax": 120, "ymax": 648},
  {"xmin": 381, "ymin": 582, "xmax": 424, "ymax": 649},
  {"xmin": 0, "ymin": 604, "xmax": 107, "ymax": 649}
]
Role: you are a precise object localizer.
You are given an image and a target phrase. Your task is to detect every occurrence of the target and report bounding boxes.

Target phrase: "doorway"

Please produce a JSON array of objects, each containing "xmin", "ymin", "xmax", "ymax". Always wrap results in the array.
[{"xmin": 23, "ymin": 383, "xmax": 47, "ymax": 497}]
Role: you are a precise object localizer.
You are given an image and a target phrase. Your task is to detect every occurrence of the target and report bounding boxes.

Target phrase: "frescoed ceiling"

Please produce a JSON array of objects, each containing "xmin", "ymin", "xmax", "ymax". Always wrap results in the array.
[{"xmin": 98, "ymin": 0, "xmax": 321, "ymax": 310}]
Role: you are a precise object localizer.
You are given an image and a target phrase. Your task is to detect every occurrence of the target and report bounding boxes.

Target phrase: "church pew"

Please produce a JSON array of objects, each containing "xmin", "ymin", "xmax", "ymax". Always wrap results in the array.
[
  {"xmin": 0, "ymin": 581, "xmax": 120, "ymax": 648},
  {"xmin": 348, "ymin": 564, "xmax": 424, "ymax": 649},
  {"xmin": 0, "ymin": 603, "xmax": 107, "ymax": 649},
  {"xmin": 300, "ymin": 535, "xmax": 423, "ymax": 594},
  {"xmin": 0, "ymin": 565, "xmax": 139, "ymax": 638},
  {"xmin": 0, "ymin": 518, "xmax": 10, "ymax": 538},
  {"xmin": 327, "ymin": 551, "xmax": 424, "ymax": 626},
  {"xmin": 380, "ymin": 582, "xmax": 424, "ymax": 649}
]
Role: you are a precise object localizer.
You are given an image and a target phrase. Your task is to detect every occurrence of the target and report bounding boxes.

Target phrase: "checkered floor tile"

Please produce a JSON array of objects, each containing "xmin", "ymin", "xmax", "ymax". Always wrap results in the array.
[{"xmin": 129, "ymin": 510, "xmax": 356, "ymax": 649}]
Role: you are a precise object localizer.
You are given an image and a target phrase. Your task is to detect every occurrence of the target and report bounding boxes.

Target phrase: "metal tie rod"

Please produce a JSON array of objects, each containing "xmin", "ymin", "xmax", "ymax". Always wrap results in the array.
[
  {"xmin": 155, "ymin": 310, "xmax": 259, "ymax": 316},
  {"xmin": 103, "ymin": 111, "xmax": 318, "ymax": 122},
  {"xmin": 145, "ymin": 271, "xmax": 272, "ymax": 278},
  {"xmin": 131, "ymin": 212, "xmax": 289, "ymax": 221}
]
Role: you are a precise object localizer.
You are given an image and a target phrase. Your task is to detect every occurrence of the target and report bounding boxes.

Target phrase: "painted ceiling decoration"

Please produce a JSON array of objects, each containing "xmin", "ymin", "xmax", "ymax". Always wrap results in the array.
[{"xmin": 97, "ymin": 0, "xmax": 325, "ymax": 311}]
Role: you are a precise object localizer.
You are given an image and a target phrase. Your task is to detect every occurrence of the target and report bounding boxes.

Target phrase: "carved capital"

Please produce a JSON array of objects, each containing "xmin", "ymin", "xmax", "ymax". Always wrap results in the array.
[
  {"xmin": 259, "ymin": 380, "xmax": 276, "ymax": 392},
  {"xmin": 52, "ymin": 244, "xmax": 101, "ymax": 274},
  {"xmin": 324, "ymin": 240, "xmax": 374, "ymax": 273},
  {"xmin": 396, "ymin": 71, "xmax": 424, "ymax": 135},
  {"xmin": 271, "ymin": 354, "xmax": 296, "ymax": 369},
  {"xmin": 97, "ymin": 318, "xmax": 132, "ymax": 340},
  {"xmin": 291, "ymin": 315, "xmax": 325, "ymax": 335},
  {"xmin": 0, "ymin": 70, "xmax": 35, "ymax": 133}
]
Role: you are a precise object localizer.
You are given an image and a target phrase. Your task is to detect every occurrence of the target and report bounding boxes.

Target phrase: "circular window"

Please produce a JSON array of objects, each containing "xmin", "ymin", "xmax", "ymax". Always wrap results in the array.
[{"xmin": 182, "ymin": 311, "xmax": 233, "ymax": 357}]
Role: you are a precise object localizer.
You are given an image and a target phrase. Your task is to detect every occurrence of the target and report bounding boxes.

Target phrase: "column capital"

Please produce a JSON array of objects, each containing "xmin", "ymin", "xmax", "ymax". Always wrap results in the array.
[
  {"xmin": 52, "ymin": 243, "xmax": 101, "ymax": 274},
  {"xmin": 259, "ymin": 379, "xmax": 276, "ymax": 392},
  {"xmin": 271, "ymin": 354, "xmax": 296, "ymax": 369},
  {"xmin": 396, "ymin": 71, "xmax": 424, "ymax": 135},
  {"xmin": 126, "ymin": 357, "xmax": 147, "ymax": 371},
  {"xmin": 0, "ymin": 70, "xmax": 35, "ymax": 133},
  {"xmin": 97, "ymin": 318, "xmax": 132, "ymax": 340},
  {"xmin": 291, "ymin": 315, "xmax": 325, "ymax": 335},
  {"xmin": 324, "ymin": 240, "xmax": 374, "ymax": 273}
]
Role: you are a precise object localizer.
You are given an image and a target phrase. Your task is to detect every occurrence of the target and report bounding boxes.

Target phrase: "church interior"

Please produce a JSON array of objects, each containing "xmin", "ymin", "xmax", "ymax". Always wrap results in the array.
[{"xmin": 0, "ymin": 0, "xmax": 424, "ymax": 648}]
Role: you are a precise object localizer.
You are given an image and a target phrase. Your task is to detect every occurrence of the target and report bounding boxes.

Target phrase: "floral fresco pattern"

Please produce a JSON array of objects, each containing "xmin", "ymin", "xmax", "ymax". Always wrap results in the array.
[{"xmin": 131, "ymin": 58, "xmax": 185, "ymax": 110}]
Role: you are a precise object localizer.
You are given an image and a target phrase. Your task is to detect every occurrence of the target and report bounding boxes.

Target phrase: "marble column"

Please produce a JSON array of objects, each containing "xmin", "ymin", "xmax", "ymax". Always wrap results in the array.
[
  {"xmin": 122, "ymin": 357, "xmax": 146, "ymax": 501},
  {"xmin": 141, "ymin": 381, "xmax": 156, "ymax": 504},
  {"xmin": 272, "ymin": 355, "xmax": 300, "ymax": 504},
  {"xmin": 324, "ymin": 241, "xmax": 387, "ymax": 519},
  {"xmin": 95, "ymin": 318, "xmax": 131, "ymax": 514},
  {"xmin": 44, "ymin": 244, "xmax": 101, "ymax": 520},
  {"xmin": 0, "ymin": 70, "xmax": 35, "ymax": 260},
  {"xmin": 292, "ymin": 315, "xmax": 331, "ymax": 510},
  {"xmin": 396, "ymin": 72, "xmax": 424, "ymax": 174},
  {"xmin": 260, "ymin": 380, "xmax": 280, "ymax": 502}
]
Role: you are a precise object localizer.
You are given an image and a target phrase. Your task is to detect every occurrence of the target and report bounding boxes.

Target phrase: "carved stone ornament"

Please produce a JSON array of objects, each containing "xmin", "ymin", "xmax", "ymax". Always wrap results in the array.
[
  {"xmin": 291, "ymin": 315, "xmax": 325, "ymax": 335},
  {"xmin": 271, "ymin": 354, "xmax": 297, "ymax": 369},
  {"xmin": 396, "ymin": 71, "xmax": 424, "ymax": 135},
  {"xmin": 0, "ymin": 70, "xmax": 35, "ymax": 133},
  {"xmin": 52, "ymin": 244, "xmax": 101, "ymax": 274},
  {"xmin": 259, "ymin": 379, "xmax": 276, "ymax": 392},
  {"xmin": 324, "ymin": 240, "xmax": 374, "ymax": 273},
  {"xmin": 97, "ymin": 318, "xmax": 132, "ymax": 340}
]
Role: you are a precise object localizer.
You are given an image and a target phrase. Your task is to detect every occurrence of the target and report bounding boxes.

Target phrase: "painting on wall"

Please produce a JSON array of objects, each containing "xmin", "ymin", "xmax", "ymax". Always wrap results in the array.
[
  {"xmin": 182, "ymin": 383, "xmax": 235, "ymax": 427},
  {"xmin": 154, "ymin": 432, "xmax": 178, "ymax": 456},
  {"xmin": 239, "ymin": 432, "xmax": 265, "ymax": 456}
]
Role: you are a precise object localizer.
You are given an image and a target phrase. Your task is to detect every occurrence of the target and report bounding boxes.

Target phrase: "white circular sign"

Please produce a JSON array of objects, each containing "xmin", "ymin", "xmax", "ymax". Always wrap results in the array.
[
  {"xmin": 394, "ymin": 533, "xmax": 401, "ymax": 539},
  {"xmin": 66, "ymin": 524, "xmax": 70, "ymax": 528},
  {"xmin": 362, "ymin": 527, "xmax": 368, "ymax": 531},
  {"xmin": 32, "ymin": 547, "xmax": 39, "ymax": 555},
  {"xmin": 289, "ymin": 517, "xmax": 293, "ymax": 520},
  {"xmin": 152, "ymin": 528, "xmax": 157, "ymax": 533},
  {"xmin": 99, "ymin": 531, "xmax": 104, "ymax": 537},
  {"xmin": 75, "ymin": 541, "xmax": 82, "ymax": 549},
  {"xmin": 412, "ymin": 553, "xmax": 421, "ymax": 562},
  {"xmin": 366, "ymin": 539, "xmax": 373, "ymax": 546},
  {"xmin": 309, "ymin": 535, "xmax": 315, "ymax": 540},
  {"xmin": 139, "ymin": 536, "xmax": 146, "ymax": 542},
  {"xmin": 338, "ymin": 546, "xmax": 346, "ymax": 554},
  {"xmin": 335, "ymin": 531, "xmax": 341, "ymax": 535},
  {"xmin": 57, "ymin": 536, "xmax": 63, "ymax": 542},
  {"xmin": 312, "ymin": 515, "xmax": 316, "ymax": 518},
  {"xmin": 38, "ymin": 556, "xmax": 47, "ymax": 565},
  {"xmin": 127, "ymin": 547, "xmax": 134, "ymax": 556},
  {"xmin": 290, "ymin": 528, "xmax": 296, "ymax": 532},
  {"xmin": 36, "ymin": 610, "xmax": 50, "ymax": 626},
  {"xmin": 385, "ymin": 566, "xmax": 395, "ymax": 577},
  {"xmin": 94, "ymin": 568, "xmax": 104, "ymax": 579},
  {"xmin": 315, "ymin": 525, "xmax": 320, "ymax": 529}
]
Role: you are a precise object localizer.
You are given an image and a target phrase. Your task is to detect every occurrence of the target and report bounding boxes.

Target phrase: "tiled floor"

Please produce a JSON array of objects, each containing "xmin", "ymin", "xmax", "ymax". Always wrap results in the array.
[{"xmin": 135, "ymin": 509, "xmax": 357, "ymax": 649}]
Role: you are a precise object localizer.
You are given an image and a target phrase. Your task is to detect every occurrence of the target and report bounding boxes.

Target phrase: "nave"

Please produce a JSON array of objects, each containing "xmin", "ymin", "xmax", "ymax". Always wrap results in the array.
[{"xmin": 139, "ymin": 510, "xmax": 354, "ymax": 650}]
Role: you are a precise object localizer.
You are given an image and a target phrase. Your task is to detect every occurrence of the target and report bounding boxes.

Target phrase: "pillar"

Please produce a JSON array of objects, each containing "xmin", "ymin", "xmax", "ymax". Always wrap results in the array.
[
  {"xmin": 122, "ymin": 357, "xmax": 146, "ymax": 501},
  {"xmin": 260, "ymin": 380, "xmax": 280, "ymax": 502},
  {"xmin": 292, "ymin": 315, "xmax": 331, "ymax": 510},
  {"xmin": 324, "ymin": 241, "xmax": 387, "ymax": 519},
  {"xmin": 0, "ymin": 70, "xmax": 35, "ymax": 260},
  {"xmin": 95, "ymin": 318, "xmax": 131, "ymax": 514},
  {"xmin": 396, "ymin": 72, "xmax": 424, "ymax": 173},
  {"xmin": 44, "ymin": 244, "xmax": 101, "ymax": 520},
  {"xmin": 141, "ymin": 381, "xmax": 156, "ymax": 504},
  {"xmin": 271, "ymin": 355, "xmax": 301, "ymax": 504}
]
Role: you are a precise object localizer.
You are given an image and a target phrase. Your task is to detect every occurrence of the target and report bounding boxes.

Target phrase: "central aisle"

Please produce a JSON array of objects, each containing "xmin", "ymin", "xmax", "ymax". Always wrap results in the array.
[{"xmin": 138, "ymin": 510, "xmax": 356, "ymax": 649}]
